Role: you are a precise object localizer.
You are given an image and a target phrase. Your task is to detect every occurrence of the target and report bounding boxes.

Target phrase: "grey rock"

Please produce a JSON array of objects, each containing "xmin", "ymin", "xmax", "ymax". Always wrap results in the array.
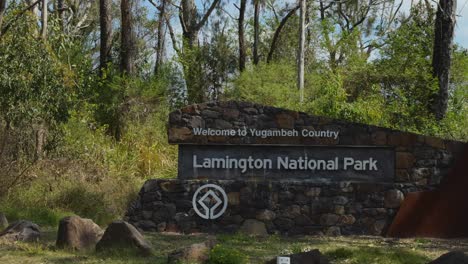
[
  {"xmin": 157, "ymin": 222, "xmax": 167, "ymax": 232},
  {"xmin": 384, "ymin": 189, "xmax": 405, "ymax": 208},
  {"xmin": 294, "ymin": 215, "xmax": 313, "ymax": 226},
  {"xmin": 167, "ymin": 239, "xmax": 217, "ymax": 264},
  {"xmin": 136, "ymin": 220, "xmax": 157, "ymax": 231},
  {"xmin": 56, "ymin": 216, "xmax": 103, "ymax": 251},
  {"xmin": 411, "ymin": 168, "xmax": 432, "ymax": 180},
  {"xmin": 0, "ymin": 220, "xmax": 40, "ymax": 242},
  {"xmin": 243, "ymin": 107, "xmax": 258, "ymax": 114},
  {"xmin": 325, "ymin": 226, "xmax": 341, "ymax": 236},
  {"xmin": 429, "ymin": 251, "xmax": 468, "ymax": 264},
  {"xmin": 371, "ymin": 219, "xmax": 387, "ymax": 236},
  {"xmin": 239, "ymin": 219, "xmax": 268, "ymax": 237},
  {"xmin": 214, "ymin": 119, "xmax": 233, "ymax": 129},
  {"xmin": 142, "ymin": 211, "xmax": 153, "ymax": 220},
  {"xmin": 334, "ymin": 205, "xmax": 345, "ymax": 215},
  {"xmin": 201, "ymin": 109, "xmax": 220, "ymax": 119},
  {"xmin": 320, "ymin": 214, "xmax": 339, "ymax": 226},
  {"xmin": 256, "ymin": 210, "xmax": 276, "ymax": 222},
  {"xmin": 188, "ymin": 116, "xmax": 203, "ymax": 128},
  {"xmin": 333, "ymin": 196, "xmax": 349, "ymax": 205},
  {"xmin": 152, "ymin": 203, "xmax": 176, "ymax": 223},
  {"xmin": 305, "ymin": 187, "xmax": 321, "ymax": 197},
  {"xmin": 96, "ymin": 221, "xmax": 152, "ymax": 256},
  {"xmin": 274, "ymin": 217, "xmax": 295, "ymax": 230}
]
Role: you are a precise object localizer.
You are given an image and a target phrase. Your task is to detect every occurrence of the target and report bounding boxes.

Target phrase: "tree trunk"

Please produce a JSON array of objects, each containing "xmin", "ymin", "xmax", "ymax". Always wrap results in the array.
[
  {"xmin": 41, "ymin": 0, "xmax": 47, "ymax": 39},
  {"xmin": 154, "ymin": 0, "xmax": 167, "ymax": 75},
  {"xmin": 238, "ymin": 0, "xmax": 247, "ymax": 71},
  {"xmin": 0, "ymin": 0, "xmax": 6, "ymax": 37},
  {"xmin": 432, "ymin": 0, "xmax": 456, "ymax": 120},
  {"xmin": 305, "ymin": 0, "xmax": 312, "ymax": 46},
  {"xmin": 120, "ymin": 0, "xmax": 135, "ymax": 75},
  {"xmin": 57, "ymin": 0, "xmax": 64, "ymax": 31},
  {"xmin": 99, "ymin": 0, "xmax": 113, "ymax": 75},
  {"xmin": 267, "ymin": 5, "xmax": 299, "ymax": 63},
  {"xmin": 179, "ymin": 0, "xmax": 220, "ymax": 103},
  {"xmin": 181, "ymin": 0, "xmax": 198, "ymax": 48},
  {"xmin": 297, "ymin": 0, "xmax": 306, "ymax": 103},
  {"xmin": 35, "ymin": 122, "xmax": 47, "ymax": 160},
  {"xmin": 0, "ymin": 120, "xmax": 10, "ymax": 163},
  {"xmin": 253, "ymin": 0, "xmax": 260, "ymax": 65}
]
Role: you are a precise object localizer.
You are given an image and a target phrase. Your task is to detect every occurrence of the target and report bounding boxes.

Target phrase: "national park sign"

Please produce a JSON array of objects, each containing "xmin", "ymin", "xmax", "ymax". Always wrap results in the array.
[
  {"xmin": 167, "ymin": 101, "xmax": 460, "ymax": 183},
  {"xmin": 126, "ymin": 101, "xmax": 467, "ymax": 237}
]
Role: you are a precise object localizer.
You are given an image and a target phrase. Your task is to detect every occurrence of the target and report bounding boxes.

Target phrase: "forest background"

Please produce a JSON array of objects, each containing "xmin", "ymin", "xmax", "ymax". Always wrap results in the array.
[{"xmin": 0, "ymin": 0, "xmax": 466, "ymax": 226}]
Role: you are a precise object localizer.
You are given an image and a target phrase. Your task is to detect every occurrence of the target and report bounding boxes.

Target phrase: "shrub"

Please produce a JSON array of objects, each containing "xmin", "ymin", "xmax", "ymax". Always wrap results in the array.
[{"xmin": 207, "ymin": 244, "xmax": 248, "ymax": 264}]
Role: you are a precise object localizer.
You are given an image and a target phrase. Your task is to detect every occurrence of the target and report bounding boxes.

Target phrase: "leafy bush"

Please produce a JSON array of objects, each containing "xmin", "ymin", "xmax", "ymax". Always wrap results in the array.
[{"xmin": 207, "ymin": 244, "xmax": 248, "ymax": 264}]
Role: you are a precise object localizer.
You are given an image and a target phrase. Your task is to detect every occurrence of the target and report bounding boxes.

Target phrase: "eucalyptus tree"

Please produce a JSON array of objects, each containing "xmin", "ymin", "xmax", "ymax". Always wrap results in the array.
[
  {"xmin": 155, "ymin": 0, "xmax": 167, "ymax": 75},
  {"xmin": 41, "ymin": 0, "xmax": 47, "ymax": 39},
  {"xmin": 175, "ymin": 0, "xmax": 221, "ymax": 103},
  {"xmin": 297, "ymin": 0, "xmax": 305, "ymax": 102},
  {"xmin": 99, "ymin": 0, "xmax": 113, "ymax": 75},
  {"xmin": 252, "ymin": 0, "xmax": 265, "ymax": 65},
  {"xmin": 0, "ymin": 0, "xmax": 6, "ymax": 34},
  {"xmin": 432, "ymin": 0, "xmax": 457, "ymax": 120},
  {"xmin": 238, "ymin": 0, "xmax": 247, "ymax": 71},
  {"xmin": 121, "ymin": 0, "xmax": 136, "ymax": 75},
  {"xmin": 317, "ymin": 0, "xmax": 405, "ymax": 70}
]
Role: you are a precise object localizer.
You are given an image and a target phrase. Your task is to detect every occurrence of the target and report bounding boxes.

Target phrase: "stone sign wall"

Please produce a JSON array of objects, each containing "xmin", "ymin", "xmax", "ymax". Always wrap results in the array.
[
  {"xmin": 126, "ymin": 179, "xmax": 418, "ymax": 236},
  {"xmin": 126, "ymin": 101, "xmax": 467, "ymax": 236},
  {"xmin": 168, "ymin": 101, "xmax": 465, "ymax": 185}
]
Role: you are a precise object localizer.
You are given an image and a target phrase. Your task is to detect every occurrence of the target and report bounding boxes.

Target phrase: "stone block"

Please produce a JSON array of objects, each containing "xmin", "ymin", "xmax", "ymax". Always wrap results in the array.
[
  {"xmin": 168, "ymin": 127, "xmax": 192, "ymax": 142},
  {"xmin": 425, "ymin": 136, "xmax": 445, "ymax": 149},
  {"xmin": 227, "ymin": 192, "xmax": 240, "ymax": 206},
  {"xmin": 320, "ymin": 214, "xmax": 339, "ymax": 226},
  {"xmin": 384, "ymin": 189, "xmax": 405, "ymax": 208},
  {"xmin": 396, "ymin": 152, "xmax": 415, "ymax": 169},
  {"xmin": 256, "ymin": 210, "xmax": 276, "ymax": 222}
]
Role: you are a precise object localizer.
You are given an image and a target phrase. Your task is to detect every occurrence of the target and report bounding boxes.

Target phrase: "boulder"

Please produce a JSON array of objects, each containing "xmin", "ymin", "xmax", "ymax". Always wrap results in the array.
[
  {"xmin": 256, "ymin": 210, "xmax": 276, "ymax": 222},
  {"xmin": 239, "ymin": 219, "xmax": 268, "ymax": 237},
  {"xmin": 384, "ymin": 189, "xmax": 405, "ymax": 208},
  {"xmin": 167, "ymin": 240, "xmax": 217, "ymax": 264},
  {"xmin": 266, "ymin": 249, "xmax": 330, "ymax": 264},
  {"xmin": 429, "ymin": 251, "xmax": 468, "ymax": 264},
  {"xmin": 0, "ymin": 213, "xmax": 8, "ymax": 230},
  {"xmin": 0, "ymin": 220, "xmax": 40, "ymax": 242},
  {"xmin": 95, "ymin": 221, "xmax": 152, "ymax": 256},
  {"xmin": 56, "ymin": 216, "xmax": 103, "ymax": 251}
]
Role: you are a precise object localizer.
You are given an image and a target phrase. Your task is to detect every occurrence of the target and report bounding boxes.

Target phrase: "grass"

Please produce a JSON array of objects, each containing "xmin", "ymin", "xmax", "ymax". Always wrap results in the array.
[
  {"xmin": 0, "ymin": 206, "xmax": 75, "ymax": 227},
  {"xmin": 1, "ymin": 228, "xmax": 467, "ymax": 264}
]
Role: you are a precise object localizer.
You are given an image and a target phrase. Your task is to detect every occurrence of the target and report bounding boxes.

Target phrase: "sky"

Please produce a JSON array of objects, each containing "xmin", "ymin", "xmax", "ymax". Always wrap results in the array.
[{"xmin": 147, "ymin": 0, "xmax": 468, "ymax": 60}]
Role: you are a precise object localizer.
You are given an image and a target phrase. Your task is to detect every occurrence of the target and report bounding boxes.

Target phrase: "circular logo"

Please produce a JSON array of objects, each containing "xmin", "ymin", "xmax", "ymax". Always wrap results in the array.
[{"xmin": 192, "ymin": 184, "xmax": 228, "ymax": 220}]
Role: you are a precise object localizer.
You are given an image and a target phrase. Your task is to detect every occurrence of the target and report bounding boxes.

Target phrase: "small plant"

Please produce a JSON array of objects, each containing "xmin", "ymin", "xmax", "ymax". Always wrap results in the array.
[{"xmin": 206, "ymin": 244, "xmax": 248, "ymax": 264}]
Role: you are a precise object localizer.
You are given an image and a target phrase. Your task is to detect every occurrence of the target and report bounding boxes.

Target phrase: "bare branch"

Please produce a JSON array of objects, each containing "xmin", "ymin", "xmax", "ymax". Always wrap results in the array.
[
  {"xmin": 166, "ymin": 16, "xmax": 180, "ymax": 55},
  {"xmin": 1, "ymin": 0, "xmax": 42, "ymax": 37},
  {"xmin": 195, "ymin": 0, "xmax": 220, "ymax": 31},
  {"xmin": 267, "ymin": 4, "xmax": 300, "ymax": 63}
]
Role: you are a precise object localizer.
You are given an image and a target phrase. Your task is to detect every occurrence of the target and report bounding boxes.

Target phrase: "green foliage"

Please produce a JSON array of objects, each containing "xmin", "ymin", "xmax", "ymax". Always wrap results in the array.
[
  {"xmin": 226, "ymin": 2, "xmax": 467, "ymax": 141},
  {"xmin": 0, "ymin": 11, "xmax": 74, "ymax": 163},
  {"xmin": 0, "ymin": 10, "xmax": 73, "ymax": 126},
  {"xmin": 228, "ymin": 62, "xmax": 302, "ymax": 110},
  {"xmin": 207, "ymin": 244, "xmax": 248, "ymax": 264},
  {"xmin": 0, "ymin": 205, "xmax": 73, "ymax": 227}
]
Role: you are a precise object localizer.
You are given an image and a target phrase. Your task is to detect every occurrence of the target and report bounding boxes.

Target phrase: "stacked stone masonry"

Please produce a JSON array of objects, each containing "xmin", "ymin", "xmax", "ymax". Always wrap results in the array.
[{"xmin": 126, "ymin": 101, "xmax": 467, "ymax": 235}]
